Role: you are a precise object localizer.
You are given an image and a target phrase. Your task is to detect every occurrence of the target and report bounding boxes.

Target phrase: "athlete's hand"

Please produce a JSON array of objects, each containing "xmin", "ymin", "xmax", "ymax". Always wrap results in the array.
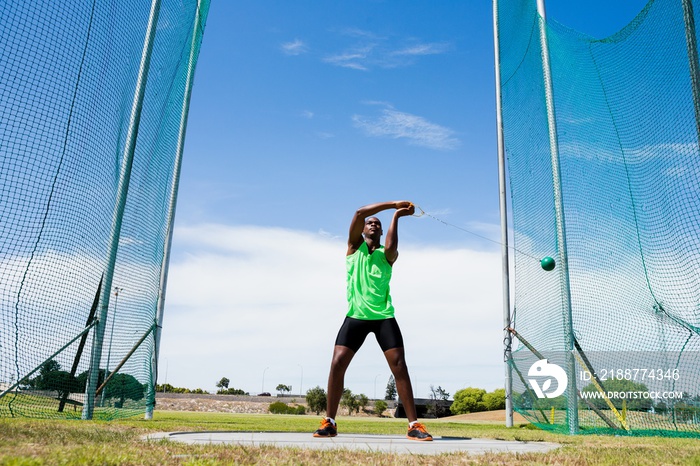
[
  {"xmin": 395, "ymin": 200, "xmax": 412, "ymax": 210},
  {"xmin": 395, "ymin": 204, "xmax": 415, "ymax": 217}
]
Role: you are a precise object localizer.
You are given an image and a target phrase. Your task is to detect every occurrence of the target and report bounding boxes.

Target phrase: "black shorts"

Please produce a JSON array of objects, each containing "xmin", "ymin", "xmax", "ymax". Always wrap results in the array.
[{"xmin": 334, "ymin": 317, "xmax": 404, "ymax": 353}]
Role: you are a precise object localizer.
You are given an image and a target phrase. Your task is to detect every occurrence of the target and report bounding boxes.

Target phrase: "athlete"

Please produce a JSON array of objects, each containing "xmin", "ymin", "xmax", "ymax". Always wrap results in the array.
[{"xmin": 313, "ymin": 201, "xmax": 433, "ymax": 441}]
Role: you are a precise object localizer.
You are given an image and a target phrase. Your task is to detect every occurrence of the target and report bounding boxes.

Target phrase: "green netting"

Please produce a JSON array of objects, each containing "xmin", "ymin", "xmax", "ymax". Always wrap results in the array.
[
  {"xmin": 0, "ymin": 0, "xmax": 210, "ymax": 420},
  {"xmin": 497, "ymin": 0, "xmax": 700, "ymax": 436}
]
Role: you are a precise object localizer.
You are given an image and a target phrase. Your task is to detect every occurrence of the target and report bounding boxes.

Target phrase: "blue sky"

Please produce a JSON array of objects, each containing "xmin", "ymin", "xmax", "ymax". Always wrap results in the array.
[{"xmin": 159, "ymin": 0, "xmax": 649, "ymax": 399}]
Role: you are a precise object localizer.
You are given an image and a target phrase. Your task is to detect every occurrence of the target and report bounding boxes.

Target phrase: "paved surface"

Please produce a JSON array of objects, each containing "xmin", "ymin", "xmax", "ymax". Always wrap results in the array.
[{"xmin": 146, "ymin": 431, "xmax": 560, "ymax": 456}]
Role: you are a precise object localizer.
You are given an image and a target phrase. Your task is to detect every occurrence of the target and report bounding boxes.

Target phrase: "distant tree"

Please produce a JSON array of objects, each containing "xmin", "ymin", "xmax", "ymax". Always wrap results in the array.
[
  {"xmin": 156, "ymin": 383, "xmax": 175, "ymax": 393},
  {"xmin": 29, "ymin": 359, "xmax": 63, "ymax": 389},
  {"xmin": 218, "ymin": 387, "xmax": 248, "ymax": 395},
  {"xmin": 675, "ymin": 402, "xmax": 700, "ymax": 422},
  {"xmin": 37, "ymin": 370, "xmax": 82, "ymax": 401},
  {"xmin": 341, "ymin": 388, "xmax": 359, "ymax": 415},
  {"xmin": 374, "ymin": 399, "xmax": 388, "ymax": 417},
  {"xmin": 104, "ymin": 373, "xmax": 145, "ymax": 408},
  {"xmin": 276, "ymin": 384, "xmax": 292, "ymax": 395},
  {"xmin": 655, "ymin": 401, "xmax": 668, "ymax": 414},
  {"xmin": 216, "ymin": 377, "xmax": 230, "ymax": 390},
  {"xmin": 214, "ymin": 377, "xmax": 247, "ymax": 395},
  {"xmin": 340, "ymin": 389, "xmax": 368, "ymax": 415},
  {"xmin": 427, "ymin": 385, "xmax": 451, "ymax": 418},
  {"xmin": 33, "ymin": 359, "xmax": 81, "ymax": 403},
  {"xmin": 40, "ymin": 359, "xmax": 61, "ymax": 375},
  {"xmin": 357, "ymin": 393, "xmax": 369, "ymax": 413},
  {"xmin": 450, "ymin": 387, "xmax": 487, "ymax": 415},
  {"xmin": 77, "ymin": 369, "xmax": 106, "ymax": 392},
  {"xmin": 385, "ymin": 375, "xmax": 397, "ymax": 401},
  {"xmin": 306, "ymin": 386, "xmax": 327, "ymax": 415}
]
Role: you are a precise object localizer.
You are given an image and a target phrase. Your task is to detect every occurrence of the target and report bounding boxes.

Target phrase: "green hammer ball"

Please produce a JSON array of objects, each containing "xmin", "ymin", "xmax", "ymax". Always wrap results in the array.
[{"xmin": 540, "ymin": 256, "xmax": 556, "ymax": 271}]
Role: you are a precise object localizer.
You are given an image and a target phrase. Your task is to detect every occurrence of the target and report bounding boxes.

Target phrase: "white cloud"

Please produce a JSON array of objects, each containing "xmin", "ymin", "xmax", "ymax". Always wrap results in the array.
[
  {"xmin": 352, "ymin": 107, "xmax": 460, "ymax": 150},
  {"xmin": 338, "ymin": 27, "xmax": 381, "ymax": 40},
  {"xmin": 0, "ymin": 249, "xmax": 160, "ymax": 385},
  {"xmin": 159, "ymin": 224, "xmax": 504, "ymax": 397},
  {"xmin": 323, "ymin": 45, "xmax": 375, "ymax": 71},
  {"xmin": 322, "ymin": 29, "xmax": 450, "ymax": 70},
  {"xmin": 318, "ymin": 228, "xmax": 340, "ymax": 239},
  {"xmin": 281, "ymin": 39, "xmax": 308, "ymax": 56},
  {"xmin": 391, "ymin": 42, "xmax": 450, "ymax": 56},
  {"xmin": 360, "ymin": 99, "xmax": 393, "ymax": 107}
]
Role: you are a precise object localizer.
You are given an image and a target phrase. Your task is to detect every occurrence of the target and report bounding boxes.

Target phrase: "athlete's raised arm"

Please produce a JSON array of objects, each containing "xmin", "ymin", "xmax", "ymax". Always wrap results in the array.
[
  {"xmin": 384, "ymin": 204, "xmax": 415, "ymax": 265},
  {"xmin": 347, "ymin": 201, "xmax": 412, "ymax": 255}
]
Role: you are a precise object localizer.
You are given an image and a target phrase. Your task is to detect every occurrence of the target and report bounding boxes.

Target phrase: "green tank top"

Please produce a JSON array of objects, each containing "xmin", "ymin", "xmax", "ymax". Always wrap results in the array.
[{"xmin": 346, "ymin": 242, "xmax": 394, "ymax": 320}]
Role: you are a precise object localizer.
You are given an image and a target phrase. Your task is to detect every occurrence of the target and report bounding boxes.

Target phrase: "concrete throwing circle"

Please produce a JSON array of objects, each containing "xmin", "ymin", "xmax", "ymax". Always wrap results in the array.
[{"xmin": 146, "ymin": 431, "xmax": 560, "ymax": 456}]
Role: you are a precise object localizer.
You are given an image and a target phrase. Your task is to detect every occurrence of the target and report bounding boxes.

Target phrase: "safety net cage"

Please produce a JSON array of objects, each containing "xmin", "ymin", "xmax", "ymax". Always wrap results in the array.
[
  {"xmin": 496, "ymin": 0, "xmax": 700, "ymax": 436},
  {"xmin": 0, "ymin": 0, "xmax": 210, "ymax": 420}
]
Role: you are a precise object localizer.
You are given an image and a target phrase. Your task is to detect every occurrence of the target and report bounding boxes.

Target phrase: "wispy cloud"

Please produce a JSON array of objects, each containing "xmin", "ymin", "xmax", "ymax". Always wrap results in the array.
[
  {"xmin": 283, "ymin": 28, "xmax": 449, "ymax": 70},
  {"xmin": 338, "ymin": 27, "xmax": 382, "ymax": 40},
  {"xmin": 321, "ymin": 29, "xmax": 450, "ymax": 71},
  {"xmin": 361, "ymin": 100, "xmax": 393, "ymax": 107},
  {"xmin": 352, "ymin": 106, "xmax": 460, "ymax": 150},
  {"xmin": 318, "ymin": 228, "xmax": 340, "ymax": 239},
  {"xmin": 280, "ymin": 39, "xmax": 308, "ymax": 56},
  {"xmin": 391, "ymin": 42, "xmax": 450, "ymax": 56},
  {"xmin": 323, "ymin": 45, "xmax": 375, "ymax": 70},
  {"xmin": 300, "ymin": 110, "xmax": 314, "ymax": 119}
]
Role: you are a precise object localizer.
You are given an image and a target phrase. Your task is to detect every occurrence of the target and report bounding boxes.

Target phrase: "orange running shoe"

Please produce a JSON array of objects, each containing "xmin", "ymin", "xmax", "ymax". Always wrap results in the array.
[
  {"xmin": 313, "ymin": 418, "xmax": 337, "ymax": 437},
  {"xmin": 407, "ymin": 422, "xmax": 433, "ymax": 441}
]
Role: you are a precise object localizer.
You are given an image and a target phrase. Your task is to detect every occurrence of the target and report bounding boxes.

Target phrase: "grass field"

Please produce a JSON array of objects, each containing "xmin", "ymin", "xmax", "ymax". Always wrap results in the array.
[{"xmin": 2, "ymin": 411, "xmax": 700, "ymax": 465}]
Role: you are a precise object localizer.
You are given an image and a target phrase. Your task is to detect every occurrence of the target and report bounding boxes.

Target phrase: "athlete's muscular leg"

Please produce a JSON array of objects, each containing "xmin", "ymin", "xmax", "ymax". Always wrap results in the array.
[
  {"xmin": 326, "ymin": 345, "xmax": 355, "ymax": 419},
  {"xmin": 384, "ymin": 347, "xmax": 418, "ymax": 423}
]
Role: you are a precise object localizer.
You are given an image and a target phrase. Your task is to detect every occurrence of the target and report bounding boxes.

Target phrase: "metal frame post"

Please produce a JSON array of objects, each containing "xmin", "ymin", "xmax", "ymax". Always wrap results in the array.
[
  {"xmin": 536, "ymin": 0, "xmax": 579, "ymax": 434},
  {"xmin": 100, "ymin": 287, "xmax": 122, "ymax": 407},
  {"xmin": 145, "ymin": 0, "xmax": 203, "ymax": 420},
  {"xmin": 82, "ymin": 0, "xmax": 162, "ymax": 420},
  {"xmin": 493, "ymin": 0, "xmax": 514, "ymax": 428}
]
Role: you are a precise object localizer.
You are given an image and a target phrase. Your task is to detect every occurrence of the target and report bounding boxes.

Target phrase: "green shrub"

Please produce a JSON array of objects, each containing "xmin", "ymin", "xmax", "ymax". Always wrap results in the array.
[
  {"xmin": 268, "ymin": 401, "xmax": 306, "ymax": 415},
  {"xmin": 217, "ymin": 387, "xmax": 248, "ymax": 395},
  {"xmin": 269, "ymin": 401, "xmax": 290, "ymax": 414},
  {"xmin": 482, "ymin": 388, "xmax": 506, "ymax": 411},
  {"xmin": 306, "ymin": 386, "xmax": 327, "ymax": 415},
  {"xmin": 358, "ymin": 394, "xmax": 369, "ymax": 412},
  {"xmin": 451, "ymin": 387, "xmax": 510, "ymax": 414},
  {"xmin": 155, "ymin": 383, "xmax": 210, "ymax": 394},
  {"xmin": 341, "ymin": 389, "xmax": 360, "ymax": 415},
  {"xmin": 293, "ymin": 405, "xmax": 306, "ymax": 415},
  {"xmin": 450, "ymin": 387, "xmax": 487, "ymax": 414},
  {"xmin": 374, "ymin": 400, "xmax": 388, "ymax": 416}
]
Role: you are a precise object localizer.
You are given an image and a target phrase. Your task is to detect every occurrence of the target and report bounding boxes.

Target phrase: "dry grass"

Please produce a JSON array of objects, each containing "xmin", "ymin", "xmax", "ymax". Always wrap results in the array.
[{"xmin": 1, "ymin": 411, "xmax": 700, "ymax": 465}]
